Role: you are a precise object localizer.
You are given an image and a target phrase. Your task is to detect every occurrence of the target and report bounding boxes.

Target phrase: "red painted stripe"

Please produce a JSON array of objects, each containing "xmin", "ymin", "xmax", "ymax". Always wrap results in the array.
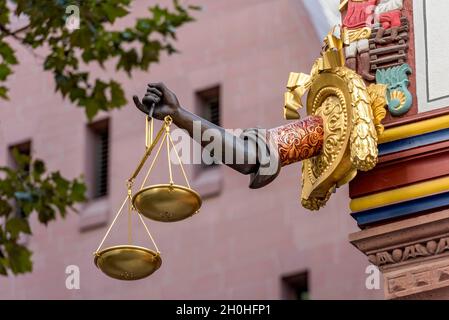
[{"xmin": 349, "ymin": 140, "xmax": 449, "ymax": 198}]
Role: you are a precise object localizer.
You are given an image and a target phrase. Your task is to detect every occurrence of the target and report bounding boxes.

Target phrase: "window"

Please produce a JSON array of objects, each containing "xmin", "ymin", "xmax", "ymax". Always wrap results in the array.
[
  {"xmin": 80, "ymin": 119, "xmax": 110, "ymax": 231},
  {"xmin": 87, "ymin": 119, "xmax": 109, "ymax": 199},
  {"xmin": 281, "ymin": 271, "xmax": 309, "ymax": 300},
  {"xmin": 8, "ymin": 140, "xmax": 31, "ymax": 171},
  {"xmin": 8, "ymin": 141, "xmax": 32, "ymax": 218},
  {"xmin": 196, "ymin": 86, "xmax": 221, "ymax": 170},
  {"xmin": 198, "ymin": 86, "xmax": 220, "ymax": 127},
  {"xmin": 191, "ymin": 86, "xmax": 223, "ymax": 198}
]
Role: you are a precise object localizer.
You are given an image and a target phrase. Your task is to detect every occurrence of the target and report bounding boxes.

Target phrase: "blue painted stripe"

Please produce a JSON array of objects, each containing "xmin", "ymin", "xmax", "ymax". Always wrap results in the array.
[
  {"xmin": 351, "ymin": 191, "xmax": 449, "ymax": 227},
  {"xmin": 379, "ymin": 128, "xmax": 449, "ymax": 156}
]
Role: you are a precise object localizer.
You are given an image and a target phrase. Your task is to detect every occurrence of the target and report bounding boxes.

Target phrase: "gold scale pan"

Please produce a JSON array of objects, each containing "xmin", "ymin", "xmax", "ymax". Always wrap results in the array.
[{"xmin": 94, "ymin": 115, "xmax": 202, "ymax": 281}]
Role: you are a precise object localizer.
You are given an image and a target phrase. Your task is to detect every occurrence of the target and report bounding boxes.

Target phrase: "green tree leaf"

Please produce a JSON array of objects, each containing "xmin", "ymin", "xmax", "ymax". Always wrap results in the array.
[
  {"xmin": 0, "ymin": 86, "xmax": 8, "ymax": 99},
  {"xmin": 0, "ymin": 0, "xmax": 199, "ymax": 277},
  {"xmin": 5, "ymin": 243, "xmax": 32, "ymax": 274},
  {"xmin": 0, "ymin": 63, "xmax": 12, "ymax": 81},
  {"xmin": 0, "ymin": 155, "xmax": 86, "ymax": 274},
  {"xmin": 0, "ymin": 1, "xmax": 198, "ymax": 119},
  {"xmin": 6, "ymin": 217, "xmax": 32, "ymax": 238}
]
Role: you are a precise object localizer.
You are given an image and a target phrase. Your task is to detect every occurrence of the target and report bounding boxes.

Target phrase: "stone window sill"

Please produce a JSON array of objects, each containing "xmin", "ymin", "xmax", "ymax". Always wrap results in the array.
[{"xmin": 79, "ymin": 197, "xmax": 109, "ymax": 231}]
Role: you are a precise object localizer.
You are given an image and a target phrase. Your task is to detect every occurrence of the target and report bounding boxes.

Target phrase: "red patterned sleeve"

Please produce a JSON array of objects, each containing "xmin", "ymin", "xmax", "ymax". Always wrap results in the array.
[
  {"xmin": 267, "ymin": 116, "xmax": 324, "ymax": 167},
  {"xmin": 241, "ymin": 116, "xmax": 324, "ymax": 189}
]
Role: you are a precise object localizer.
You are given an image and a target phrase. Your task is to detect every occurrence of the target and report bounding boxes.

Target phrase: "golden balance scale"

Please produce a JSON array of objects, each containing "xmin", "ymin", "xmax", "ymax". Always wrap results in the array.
[{"xmin": 94, "ymin": 115, "xmax": 202, "ymax": 281}]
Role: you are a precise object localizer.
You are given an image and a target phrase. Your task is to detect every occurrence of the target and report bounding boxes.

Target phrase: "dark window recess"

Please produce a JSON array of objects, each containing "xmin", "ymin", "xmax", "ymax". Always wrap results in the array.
[
  {"xmin": 282, "ymin": 271, "xmax": 309, "ymax": 300},
  {"xmin": 196, "ymin": 86, "xmax": 221, "ymax": 169},
  {"xmin": 88, "ymin": 119, "xmax": 109, "ymax": 199},
  {"xmin": 9, "ymin": 141, "xmax": 32, "ymax": 171},
  {"xmin": 8, "ymin": 141, "xmax": 32, "ymax": 218},
  {"xmin": 203, "ymin": 96, "xmax": 220, "ymax": 126}
]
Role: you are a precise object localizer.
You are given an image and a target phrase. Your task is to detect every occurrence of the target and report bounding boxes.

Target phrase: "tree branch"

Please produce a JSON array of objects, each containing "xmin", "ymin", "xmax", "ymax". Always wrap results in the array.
[
  {"xmin": 11, "ymin": 24, "xmax": 30, "ymax": 35},
  {"xmin": 0, "ymin": 23, "xmax": 11, "ymax": 35},
  {"xmin": 0, "ymin": 24, "xmax": 25, "ymax": 41}
]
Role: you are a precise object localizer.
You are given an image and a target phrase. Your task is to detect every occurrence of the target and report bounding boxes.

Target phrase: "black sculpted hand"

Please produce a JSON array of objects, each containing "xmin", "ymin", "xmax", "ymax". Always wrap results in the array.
[{"xmin": 133, "ymin": 82, "xmax": 181, "ymax": 121}]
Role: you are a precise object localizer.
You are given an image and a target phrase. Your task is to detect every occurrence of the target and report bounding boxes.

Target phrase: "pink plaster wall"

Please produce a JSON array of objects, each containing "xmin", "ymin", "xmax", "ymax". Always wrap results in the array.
[{"xmin": 0, "ymin": 0, "xmax": 383, "ymax": 300}]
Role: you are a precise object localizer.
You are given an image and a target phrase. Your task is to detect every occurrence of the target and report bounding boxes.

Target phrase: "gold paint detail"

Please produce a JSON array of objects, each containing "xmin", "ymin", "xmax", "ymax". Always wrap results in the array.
[
  {"xmin": 367, "ymin": 84, "xmax": 388, "ymax": 136},
  {"xmin": 342, "ymin": 27, "xmax": 372, "ymax": 44},
  {"xmin": 337, "ymin": 67, "xmax": 379, "ymax": 172},
  {"xmin": 290, "ymin": 28, "xmax": 381, "ymax": 210},
  {"xmin": 301, "ymin": 186, "xmax": 334, "ymax": 211},
  {"xmin": 284, "ymin": 72, "xmax": 312, "ymax": 120},
  {"xmin": 308, "ymin": 89, "xmax": 347, "ymax": 186},
  {"xmin": 322, "ymin": 30, "xmax": 346, "ymax": 70},
  {"xmin": 301, "ymin": 75, "xmax": 352, "ymax": 210},
  {"xmin": 390, "ymin": 90, "xmax": 407, "ymax": 109},
  {"xmin": 283, "ymin": 26, "xmax": 345, "ymax": 121},
  {"xmin": 339, "ymin": 0, "xmax": 349, "ymax": 11}
]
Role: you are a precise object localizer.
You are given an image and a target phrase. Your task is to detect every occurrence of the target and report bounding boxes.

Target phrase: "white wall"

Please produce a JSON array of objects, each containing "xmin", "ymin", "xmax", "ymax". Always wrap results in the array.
[
  {"xmin": 414, "ymin": 0, "xmax": 449, "ymax": 112},
  {"xmin": 303, "ymin": 0, "xmax": 341, "ymax": 39}
]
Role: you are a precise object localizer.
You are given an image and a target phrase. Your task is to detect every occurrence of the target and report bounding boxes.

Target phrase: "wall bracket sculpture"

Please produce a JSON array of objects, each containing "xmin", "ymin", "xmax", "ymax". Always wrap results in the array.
[{"xmin": 285, "ymin": 29, "xmax": 387, "ymax": 210}]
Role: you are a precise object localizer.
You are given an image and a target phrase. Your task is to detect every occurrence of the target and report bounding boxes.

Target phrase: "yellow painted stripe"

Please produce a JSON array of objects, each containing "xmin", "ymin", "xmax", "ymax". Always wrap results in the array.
[
  {"xmin": 379, "ymin": 114, "xmax": 449, "ymax": 144},
  {"xmin": 350, "ymin": 176, "xmax": 449, "ymax": 212}
]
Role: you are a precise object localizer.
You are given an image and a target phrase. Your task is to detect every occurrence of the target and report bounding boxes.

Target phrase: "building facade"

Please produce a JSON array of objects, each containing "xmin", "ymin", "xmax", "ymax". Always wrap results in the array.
[
  {"xmin": 0, "ymin": 0, "xmax": 382, "ymax": 299},
  {"xmin": 347, "ymin": 0, "xmax": 449, "ymax": 299}
]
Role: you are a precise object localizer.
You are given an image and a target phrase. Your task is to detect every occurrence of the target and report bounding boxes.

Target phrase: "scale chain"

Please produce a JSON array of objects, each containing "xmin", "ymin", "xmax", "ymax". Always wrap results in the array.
[
  {"xmin": 130, "ymin": 122, "xmax": 166, "ymax": 181},
  {"xmin": 140, "ymin": 132, "xmax": 168, "ymax": 189},
  {"xmin": 166, "ymin": 125, "xmax": 174, "ymax": 185},
  {"xmin": 95, "ymin": 195, "xmax": 129, "ymax": 253},
  {"xmin": 137, "ymin": 213, "xmax": 160, "ymax": 253},
  {"xmin": 168, "ymin": 134, "xmax": 191, "ymax": 189},
  {"xmin": 127, "ymin": 187, "xmax": 133, "ymax": 245}
]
